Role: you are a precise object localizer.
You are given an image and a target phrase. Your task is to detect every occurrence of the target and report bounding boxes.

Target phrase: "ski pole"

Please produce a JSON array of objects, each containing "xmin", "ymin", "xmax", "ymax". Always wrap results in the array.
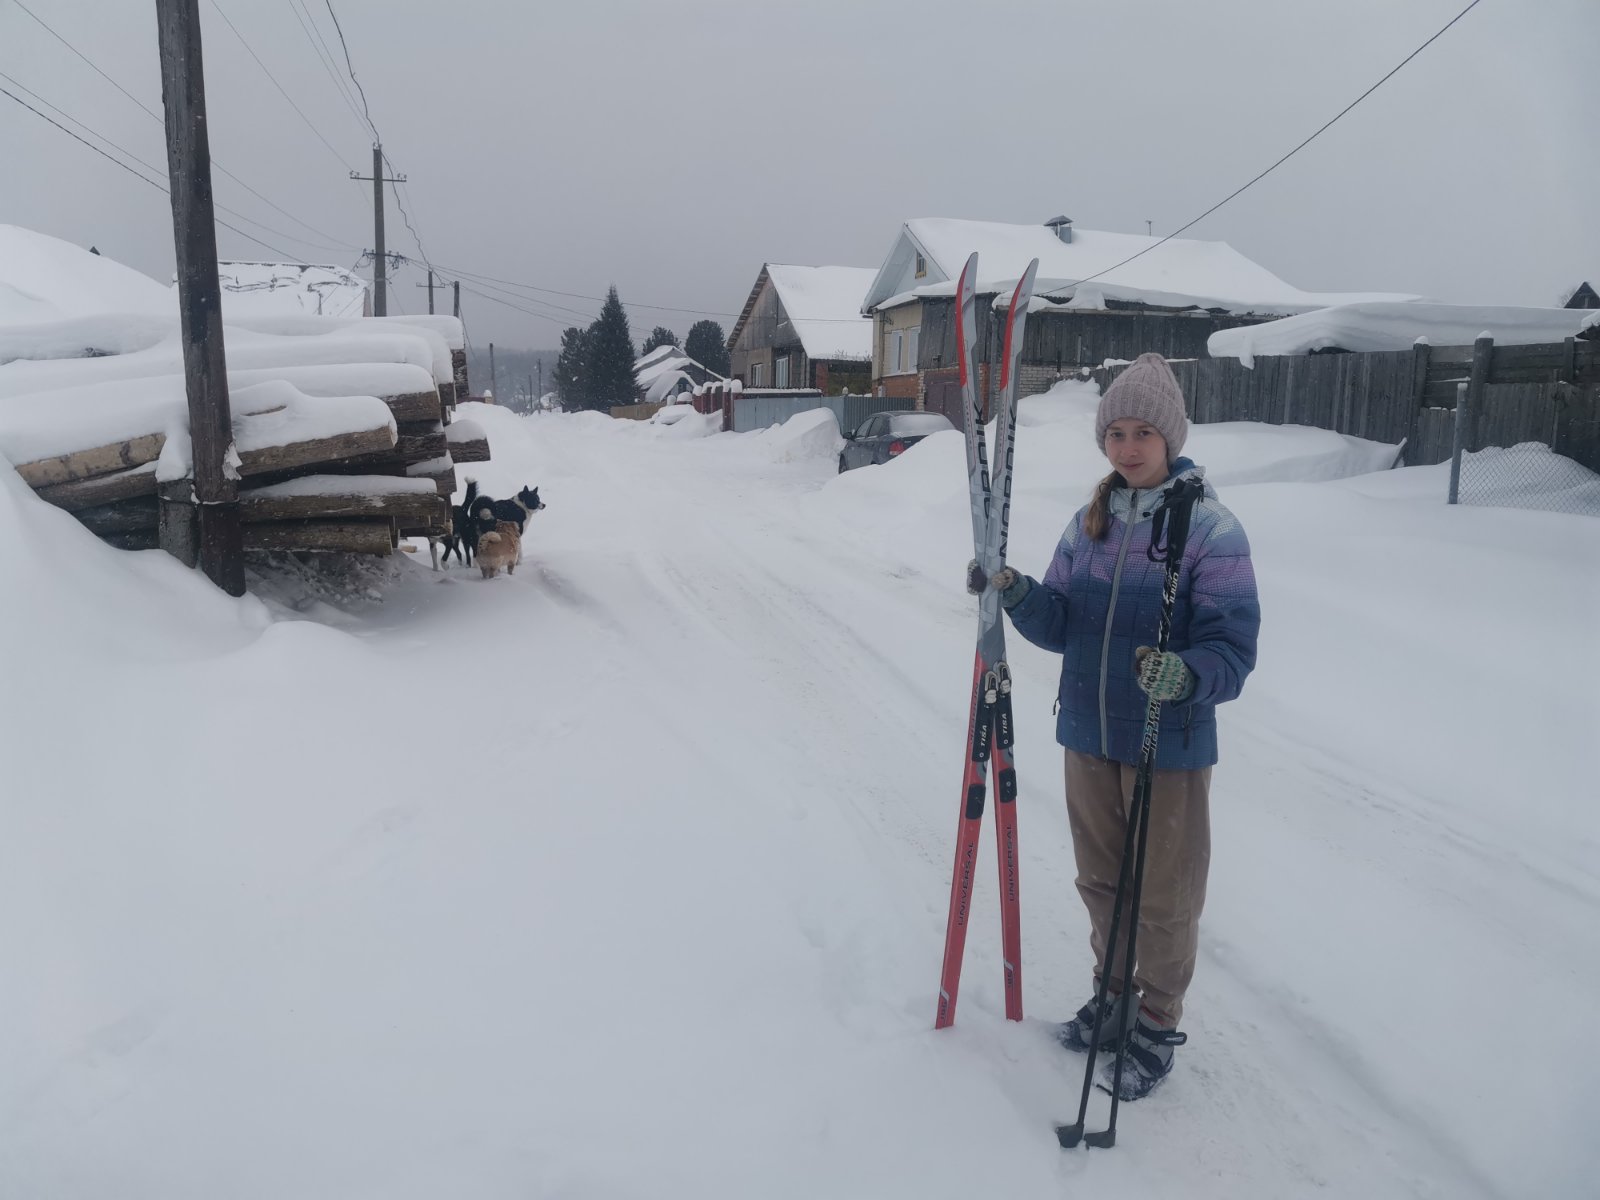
[{"xmin": 1058, "ymin": 476, "xmax": 1204, "ymax": 1150}]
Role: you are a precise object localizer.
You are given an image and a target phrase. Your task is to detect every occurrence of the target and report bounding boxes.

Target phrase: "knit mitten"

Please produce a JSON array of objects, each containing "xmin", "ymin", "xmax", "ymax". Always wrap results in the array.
[
  {"xmin": 966, "ymin": 561, "xmax": 1031, "ymax": 608},
  {"xmin": 1134, "ymin": 646, "xmax": 1193, "ymax": 701}
]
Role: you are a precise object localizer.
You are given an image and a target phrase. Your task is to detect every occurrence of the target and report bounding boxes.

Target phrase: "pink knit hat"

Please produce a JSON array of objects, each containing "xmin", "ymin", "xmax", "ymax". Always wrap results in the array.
[{"xmin": 1095, "ymin": 353, "xmax": 1188, "ymax": 462}]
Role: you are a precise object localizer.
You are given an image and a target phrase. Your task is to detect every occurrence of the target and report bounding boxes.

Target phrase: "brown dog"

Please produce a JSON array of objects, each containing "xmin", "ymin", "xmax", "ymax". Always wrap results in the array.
[{"xmin": 476, "ymin": 520, "xmax": 522, "ymax": 579}]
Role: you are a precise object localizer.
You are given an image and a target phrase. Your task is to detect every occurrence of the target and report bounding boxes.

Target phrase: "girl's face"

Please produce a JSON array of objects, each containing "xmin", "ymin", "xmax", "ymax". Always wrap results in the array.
[{"xmin": 1103, "ymin": 419, "xmax": 1169, "ymax": 489}]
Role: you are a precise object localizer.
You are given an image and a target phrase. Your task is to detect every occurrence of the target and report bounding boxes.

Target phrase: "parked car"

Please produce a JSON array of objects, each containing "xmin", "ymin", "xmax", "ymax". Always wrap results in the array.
[{"xmin": 838, "ymin": 410, "xmax": 956, "ymax": 472}]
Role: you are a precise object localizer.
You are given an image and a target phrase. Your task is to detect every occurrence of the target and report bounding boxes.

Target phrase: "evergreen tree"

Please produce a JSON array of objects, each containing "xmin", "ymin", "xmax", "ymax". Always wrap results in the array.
[
  {"xmin": 685, "ymin": 318, "xmax": 730, "ymax": 377},
  {"xmin": 555, "ymin": 325, "xmax": 592, "ymax": 410},
  {"xmin": 642, "ymin": 326, "xmax": 680, "ymax": 355},
  {"xmin": 585, "ymin": 286, "xmax": 636, "ymax": 409}
]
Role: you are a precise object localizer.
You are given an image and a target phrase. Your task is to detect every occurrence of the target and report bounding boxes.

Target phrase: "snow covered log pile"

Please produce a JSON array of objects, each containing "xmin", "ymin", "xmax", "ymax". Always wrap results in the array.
[{"xmin": 0, "ymin": 313, "xmax": 485, "ymax": 555}]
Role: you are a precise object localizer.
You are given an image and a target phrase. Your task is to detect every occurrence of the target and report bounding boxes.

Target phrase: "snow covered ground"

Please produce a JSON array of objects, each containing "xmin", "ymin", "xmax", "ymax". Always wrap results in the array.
[{"xmin": 2, "ymin": 386, "xmax": 1596, "ymax": 1198}]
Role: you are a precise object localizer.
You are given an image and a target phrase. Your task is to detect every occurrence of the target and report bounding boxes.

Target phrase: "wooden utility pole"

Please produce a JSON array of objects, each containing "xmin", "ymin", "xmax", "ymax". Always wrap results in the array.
[
  {"xmin": 452, "ymin": 280, "xmax": 461, "ymax": 319},
  {"xmin": 155, "ymin": 0, "xmax": 243, "ymax": 595},
  {"xmin": 415, "ymin": 268, "xmax": 439, "ymax": 313},
  {"xmin": 350, "ymin": 145, "xmax": 404, "ymax": 316},
  {"xmin": 489, "ymin": 342, "xmax": 497, "ymax": 401}
]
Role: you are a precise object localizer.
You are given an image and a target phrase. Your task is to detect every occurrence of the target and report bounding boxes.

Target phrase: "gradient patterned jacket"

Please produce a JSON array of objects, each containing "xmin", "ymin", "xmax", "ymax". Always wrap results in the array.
[{"xmin": 1005, "ymin": 460, "xmax": 1260, "ymax": 770}]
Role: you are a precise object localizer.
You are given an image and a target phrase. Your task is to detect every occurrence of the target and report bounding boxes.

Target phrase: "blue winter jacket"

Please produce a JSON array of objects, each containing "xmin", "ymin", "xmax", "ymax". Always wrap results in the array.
[{"xmin": 1005, "ymin": 460, "xmax": 1260, "ymax": 770}]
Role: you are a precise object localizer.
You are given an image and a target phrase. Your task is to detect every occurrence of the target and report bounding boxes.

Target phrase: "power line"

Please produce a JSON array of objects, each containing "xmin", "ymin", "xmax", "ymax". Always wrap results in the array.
[
  {"xmin": 454, "ymin": 280, "xmax": 599, "ymax": 328},
  {"xmin": 286, "ymin": 0, "xmax": 369, "ymax": 137},
  {"xmin": 424, "ymin": 259, "xmax": 741, "ymax": 320},
  {"xmin": 0, "ymin": 70, "xmax": 351, "ymax": 257},
  {"xmin": 204, "ymin": 0, "xmax": 364, "ymax": 185},
  {"xmin": 1042, "ymin": 0, "xmax": 1486, "ymax": 298},
  {"xmin": 0, "ymin": 83, "xmax": 300, "ymax": 260},
  {"xmin": 322, "ymin": 0, "xmax": 378, "ymax": 141},
  {"xmin": 9, "ymin": 0, "xmax": 362, "ymax": 251}
]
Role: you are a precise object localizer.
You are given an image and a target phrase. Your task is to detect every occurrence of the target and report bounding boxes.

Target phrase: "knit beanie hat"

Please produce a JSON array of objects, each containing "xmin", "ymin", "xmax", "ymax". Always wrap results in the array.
[{"xmin": 1095, "ymin": 352, "xmax": 1188, "ymax": 462}]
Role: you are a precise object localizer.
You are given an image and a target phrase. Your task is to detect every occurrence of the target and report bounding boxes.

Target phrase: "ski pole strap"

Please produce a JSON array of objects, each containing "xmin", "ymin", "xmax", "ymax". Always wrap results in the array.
[{"xmin": 1147, "ymin": 476, "xmax": 1205, "ymax": 567}]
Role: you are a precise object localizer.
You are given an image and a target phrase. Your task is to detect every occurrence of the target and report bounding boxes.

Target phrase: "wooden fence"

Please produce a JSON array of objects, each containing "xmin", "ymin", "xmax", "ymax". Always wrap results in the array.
[{"xmin": 1092, "ymin": 335, "xmax": 1600, "ymax": 471}]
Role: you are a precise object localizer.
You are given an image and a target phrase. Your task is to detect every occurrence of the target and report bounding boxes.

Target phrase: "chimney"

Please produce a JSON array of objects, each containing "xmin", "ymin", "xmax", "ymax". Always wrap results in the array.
[{"xmin": 1045, "ymin": 215, "xmax": 1073, "ymax": 244}]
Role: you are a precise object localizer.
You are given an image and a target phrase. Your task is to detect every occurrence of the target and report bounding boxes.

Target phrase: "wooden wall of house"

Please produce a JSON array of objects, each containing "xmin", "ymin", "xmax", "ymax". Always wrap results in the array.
[{"xmin": 916, "ymin": 296, "xmax": 1270, "ymax": 372}]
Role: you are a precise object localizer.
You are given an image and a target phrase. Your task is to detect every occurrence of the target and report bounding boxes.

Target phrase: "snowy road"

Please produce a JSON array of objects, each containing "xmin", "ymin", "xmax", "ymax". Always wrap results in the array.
[{"xmin": 3, "ymin": 398, "xmax": 1595, "ymax": 1198}]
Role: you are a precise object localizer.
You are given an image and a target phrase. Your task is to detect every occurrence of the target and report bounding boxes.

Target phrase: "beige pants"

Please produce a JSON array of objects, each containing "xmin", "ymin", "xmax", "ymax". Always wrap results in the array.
[{"xmin": 1064, "ymin": 749, "xmax": 1212, "ymax": 1026}]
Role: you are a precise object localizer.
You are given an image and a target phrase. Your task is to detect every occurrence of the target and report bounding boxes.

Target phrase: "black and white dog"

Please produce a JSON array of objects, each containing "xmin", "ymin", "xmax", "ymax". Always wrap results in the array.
[{"xmin": 473, "ymin": 485, "xmax": 545, "ymax": 534}]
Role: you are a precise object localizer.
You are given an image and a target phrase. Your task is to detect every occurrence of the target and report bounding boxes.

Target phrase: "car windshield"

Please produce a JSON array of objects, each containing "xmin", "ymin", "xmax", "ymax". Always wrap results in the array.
[{"xmin": 888, "ymin": 413, "xmax": 955, "ymax": 436}]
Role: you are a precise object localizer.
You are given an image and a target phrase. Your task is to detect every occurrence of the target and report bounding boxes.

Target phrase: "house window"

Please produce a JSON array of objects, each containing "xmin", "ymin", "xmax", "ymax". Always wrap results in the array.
[
  {"xmin": 750, "ymin": 362, "xmax": 765, "ymax": 387},
  {"xmin": 775, "ymin": 355, "xmax": 790, "ymax": 388},
  {"xmin": 914, "ymin": 253, "xmax": 927, "ymax": 279},
  {"xmin": 885, "ymin": 327, "xmax": 921, "ymax": 376}
]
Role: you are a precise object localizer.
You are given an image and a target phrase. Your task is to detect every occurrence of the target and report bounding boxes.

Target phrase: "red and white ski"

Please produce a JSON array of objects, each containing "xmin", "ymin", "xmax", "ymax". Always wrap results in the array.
[{"xmin": 935, "ymin": 253, "xmax": 1040, "ymax": 1029}]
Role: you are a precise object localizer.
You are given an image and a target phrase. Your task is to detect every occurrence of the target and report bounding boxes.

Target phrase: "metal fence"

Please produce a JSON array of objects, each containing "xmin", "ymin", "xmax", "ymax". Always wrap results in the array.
[
  {"xmin": 731, "ymin": 391, "xmax": 905, "ymax": 435},
  {"xmin": 1448, "ymin": 381, "xmax": 1600, "ymax": 516}
]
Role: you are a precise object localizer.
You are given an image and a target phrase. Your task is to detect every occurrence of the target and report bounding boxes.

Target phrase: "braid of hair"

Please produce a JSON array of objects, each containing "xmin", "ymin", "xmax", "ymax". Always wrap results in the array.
[{"xmin": 1083, "ymin": 470, "xmax": 1123, "ymax": 541}]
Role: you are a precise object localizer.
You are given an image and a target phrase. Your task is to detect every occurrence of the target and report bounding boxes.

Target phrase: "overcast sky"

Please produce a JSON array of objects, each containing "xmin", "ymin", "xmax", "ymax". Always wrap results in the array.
[{"xmin": 2, "ymin": 0, "xmax": 1596, "ymax": 348}]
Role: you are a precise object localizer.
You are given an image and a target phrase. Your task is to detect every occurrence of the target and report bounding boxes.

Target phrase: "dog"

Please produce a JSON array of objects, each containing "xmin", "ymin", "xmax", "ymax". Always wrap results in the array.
[
  {"xmin": 471, "ymin": 485, "xmax": 545, "ymax": 564},
  {"xmin": 472, "ymin": 484, "xmax": 545, "ymax": 534},
  {"xmin": 438, "ymin": 479, "xmax": 482, "ymax": 569},
  {"xmin": 475, "ymin": 519, "xmax": 522, "ymax": 579}
]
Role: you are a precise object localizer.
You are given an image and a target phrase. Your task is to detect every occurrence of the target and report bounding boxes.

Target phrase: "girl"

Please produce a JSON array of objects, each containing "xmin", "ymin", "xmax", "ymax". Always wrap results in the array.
[{"xmin": 986, "ymin": 352, "xmax": 1260, "ymax": 1100}]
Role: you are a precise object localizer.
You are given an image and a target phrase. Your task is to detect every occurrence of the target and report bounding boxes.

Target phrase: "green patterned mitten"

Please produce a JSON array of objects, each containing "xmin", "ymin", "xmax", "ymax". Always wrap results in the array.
[{"xmin": 1134, "ymin": 647, "xmax": 1194, "ymax": 701}]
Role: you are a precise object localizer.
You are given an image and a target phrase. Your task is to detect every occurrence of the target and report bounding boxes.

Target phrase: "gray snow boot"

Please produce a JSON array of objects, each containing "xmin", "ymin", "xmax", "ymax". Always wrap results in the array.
[
  {"xmin": 1054, "ymin": 989, "xmax": 1135, "ymax": 1053},
  {"xmin": 1098, "ymin": 1012, "xmax": 1187, "ymax": 1101}
]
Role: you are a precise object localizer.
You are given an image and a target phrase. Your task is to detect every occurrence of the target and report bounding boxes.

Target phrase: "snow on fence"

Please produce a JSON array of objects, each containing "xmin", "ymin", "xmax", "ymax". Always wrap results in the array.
[
  {"xmin": 1, "ymin": 315, "xmax": 485, "ymax": 555},
  {"xmin": 731, "ymin": 389, "xmax": 905, "ymax": 436},
  {"xmin": 1092, "ymin": 334, "xmax": 1600, "ymax": 475}
]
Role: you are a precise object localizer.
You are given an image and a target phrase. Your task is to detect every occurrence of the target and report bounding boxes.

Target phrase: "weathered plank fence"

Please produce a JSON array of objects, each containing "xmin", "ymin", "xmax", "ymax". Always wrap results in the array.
[{"xmin": 1092, "ymin": 335, "xmax": 1600, "ymax": 471}]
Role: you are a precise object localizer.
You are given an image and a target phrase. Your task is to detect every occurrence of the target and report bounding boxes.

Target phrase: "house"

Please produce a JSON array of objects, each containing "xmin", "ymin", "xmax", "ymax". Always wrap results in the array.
[
  {"xmin": 1564, "ymin": 281, "xmax": 1599, "ymax": 309},
  {"xmin": 726, "ymin": 264, "xmax": 876, "ymax": 395},
  {"xmin": 212, "ymin": 261, "xmax": 371, "ymax": 317},
  {"xmin": 859, "ymin": 216, "xmax": 1416, "ymax": 422},
  {"xmin": 634, "ymin": 343, "xmax": 723, "ymax": 403}
]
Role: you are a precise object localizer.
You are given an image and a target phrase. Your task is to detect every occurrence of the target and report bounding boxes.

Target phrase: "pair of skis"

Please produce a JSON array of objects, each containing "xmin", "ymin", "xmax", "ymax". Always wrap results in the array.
[{"xmin": 934, "ymin": 253, "xmax": 1039, "ymax": 1030}]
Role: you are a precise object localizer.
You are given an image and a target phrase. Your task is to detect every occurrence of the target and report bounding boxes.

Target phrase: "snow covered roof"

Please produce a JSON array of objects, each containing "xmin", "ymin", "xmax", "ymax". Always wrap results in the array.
[
  {"xmin": 635, "ymin": 348, "xmax": 722, "ymax": 391},
  {"xmin": 861, "ymin": 218, "xmax": 1417, "ymax": 317},
  {"xmin": 763, "ymin": 265, "xmax": 875, "ymax": 361},
  {"xmin": 636, "ymin": 343, "xmax": 681, "ymax": 370},
  {"xmin": 1208, "ymin": 302, "xmax": 1600, "ymax": 365},
  {"xmin": 0, "ymin": 225, "xmax": 174, "ymax": 325},
  {"xmin": 210, "ymin": 261, "xmax": 369, "ymax": 319}
]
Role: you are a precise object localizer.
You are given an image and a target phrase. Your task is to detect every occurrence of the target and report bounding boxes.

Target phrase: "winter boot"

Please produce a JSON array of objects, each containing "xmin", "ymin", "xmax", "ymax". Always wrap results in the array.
[
  {"xmin": 1098, "ymin": 1010, "xmax": 1187, "ymax": 1100},
  {"xmin": 1054, "ymin": 989, "xmax": 1135, "ymax": 1053}
]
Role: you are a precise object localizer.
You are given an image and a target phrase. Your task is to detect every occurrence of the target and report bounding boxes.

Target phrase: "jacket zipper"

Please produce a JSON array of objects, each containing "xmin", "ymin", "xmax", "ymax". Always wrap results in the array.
[{"xmin": 1098, "ymin": 489, "xmax": 1139, "ymax": 758}]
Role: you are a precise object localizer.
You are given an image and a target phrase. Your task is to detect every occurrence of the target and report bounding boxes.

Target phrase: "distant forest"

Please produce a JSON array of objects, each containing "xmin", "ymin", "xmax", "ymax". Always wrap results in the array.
[{"xmin": 466, "ymin": 346, "xmax": 560, "ymax": 412}]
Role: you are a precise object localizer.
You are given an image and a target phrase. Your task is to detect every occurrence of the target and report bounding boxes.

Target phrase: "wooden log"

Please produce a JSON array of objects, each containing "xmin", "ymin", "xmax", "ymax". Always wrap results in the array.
[
  {"xmin": 73, "ymin": 497, "xmax": 160, "ymax": 534},
  {"xmin": 385, "ymin": 390, "xmax": 444, "ymax": 423},
  {"xmin": 35, "ymin": 463, "xmax": 160, "ymax": 511},
  {"xmin": 14, "ymin": 432, "xmax": 168, "ymax": 488},
  {"xmin": 236, "ymin": 424, "xmax": 397, "ymax": 476},
  {"xmin": 448, "ymin": 435, "xmax": 490, "ymax": 464},
  {"xmin": 101, "ymin": 529, "xmax": 160, "ymax": 552},
  {"xmin": 238, "ymin": 485, "xmax": 444, "ymax": 524},
  {"xmin": 242, "ymin": 519, "xmax": 396, "ymax": 555},
  {"xmin": 406, "ymin": 455, "xmax": 457, "ymax": 497}
]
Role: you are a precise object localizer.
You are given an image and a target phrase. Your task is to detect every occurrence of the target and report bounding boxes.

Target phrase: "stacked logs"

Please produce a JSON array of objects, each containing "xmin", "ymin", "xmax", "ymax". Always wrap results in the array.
[{"xmin": 7, "ymin": 335, "xmax": 491, "ymax": 556}]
